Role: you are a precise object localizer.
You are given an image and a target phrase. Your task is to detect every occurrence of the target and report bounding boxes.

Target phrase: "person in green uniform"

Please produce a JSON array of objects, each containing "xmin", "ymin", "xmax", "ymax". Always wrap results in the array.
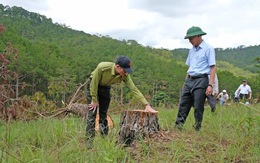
[{"xmin": 85, "ymin": 55, "xmax": 158, "ymax": 148}]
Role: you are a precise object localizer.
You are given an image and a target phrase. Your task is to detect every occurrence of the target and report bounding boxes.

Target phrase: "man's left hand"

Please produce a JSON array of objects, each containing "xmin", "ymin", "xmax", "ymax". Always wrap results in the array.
[{"xmin": 206, "ymin": 86, "xmax": 213, "ymax": 96}]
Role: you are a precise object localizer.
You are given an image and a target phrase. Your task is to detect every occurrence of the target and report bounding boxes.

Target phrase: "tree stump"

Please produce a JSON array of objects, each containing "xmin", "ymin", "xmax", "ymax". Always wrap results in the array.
[{"xmin": 119, "ymin": 110, "xmax": 159, "ymax": 145}]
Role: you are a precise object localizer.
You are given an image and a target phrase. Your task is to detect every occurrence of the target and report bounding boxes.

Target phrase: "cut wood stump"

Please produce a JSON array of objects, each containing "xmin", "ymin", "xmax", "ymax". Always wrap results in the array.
[
  {"xmin": 95, "ymin": 114, "xmax": 114, "ymax": 131},
  {"xmin": 119, "ymin": 110, "xmax": 159, "ymax": 145}
]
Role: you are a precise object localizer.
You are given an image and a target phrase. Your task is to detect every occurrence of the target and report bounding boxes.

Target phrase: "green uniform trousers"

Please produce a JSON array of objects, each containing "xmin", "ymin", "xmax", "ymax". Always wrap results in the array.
[{"xmin": 85, "ymin": 78, "xmax": 111, "ymax": 140}]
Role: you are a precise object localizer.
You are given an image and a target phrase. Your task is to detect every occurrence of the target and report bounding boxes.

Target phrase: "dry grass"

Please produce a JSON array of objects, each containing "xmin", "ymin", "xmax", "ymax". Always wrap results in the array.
[{"xmin": 0, "ymin": 103, "xmax": 259, "ymax": 162}]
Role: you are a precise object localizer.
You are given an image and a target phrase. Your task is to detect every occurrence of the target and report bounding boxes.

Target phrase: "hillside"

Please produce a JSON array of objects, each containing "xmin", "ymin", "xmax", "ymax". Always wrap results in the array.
[
  {"xmin": 171, "ymin": 46, "xmax": 260, "ymax": 73},
  {"xmin": 174, "ymin": 56, "xmax": 257, "ymax": 79},
  {"xmin": 0, "ymin": 4, "xmax": 259, "ymax": 107}
]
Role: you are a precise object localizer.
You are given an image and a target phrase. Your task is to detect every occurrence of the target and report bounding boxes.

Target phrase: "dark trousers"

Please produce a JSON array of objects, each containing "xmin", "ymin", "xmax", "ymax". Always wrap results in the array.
[
  {"xmin": 239, "ymin": 94, "xmax": 248, "ymax": 100},
  {"xmin": 175, "ymin": 76, "xmax": 208, "ymax": 130},
  {"xmin": 85, "ymin": 78, "xmax": 111, "ymax": 139}
]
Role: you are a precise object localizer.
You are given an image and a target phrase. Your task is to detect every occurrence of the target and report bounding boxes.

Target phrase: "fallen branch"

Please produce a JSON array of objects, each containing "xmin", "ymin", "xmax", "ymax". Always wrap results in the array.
[
  {"xmin": 48, "ymin": 81, "xmax": 88, "ymax": 118},
  {"xmin": 23, "ymin": 81, "xmax": 88, "ymax": 119},
  {"xmin": 25, "ymin": 110, "xmax": 46, "ymax": 118},
  {"xmin": 67, "ymin": 80, "xmax": 88, "ymax": 110}
]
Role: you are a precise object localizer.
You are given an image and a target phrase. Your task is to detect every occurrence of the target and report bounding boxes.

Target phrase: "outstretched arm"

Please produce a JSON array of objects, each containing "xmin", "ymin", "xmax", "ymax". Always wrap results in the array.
[
  {"xmin": 248, "ymin": 92, "xmax": 252, "ymax": 100},
  {"xmin": 124, "ymin": 75, "xmax": 158, "ymax": 113}
]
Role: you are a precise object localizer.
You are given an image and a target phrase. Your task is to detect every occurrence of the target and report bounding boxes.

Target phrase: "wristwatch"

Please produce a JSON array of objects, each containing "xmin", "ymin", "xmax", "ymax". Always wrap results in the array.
[{"xmin": 208, "ymin": 84, "xmax": 213, "ymax": 87}]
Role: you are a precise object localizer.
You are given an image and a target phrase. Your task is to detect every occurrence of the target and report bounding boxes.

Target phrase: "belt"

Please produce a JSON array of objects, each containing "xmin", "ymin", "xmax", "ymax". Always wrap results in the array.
[{"xmin": 187, "ymin": 74, "xmax": 208, "ymax": 79}]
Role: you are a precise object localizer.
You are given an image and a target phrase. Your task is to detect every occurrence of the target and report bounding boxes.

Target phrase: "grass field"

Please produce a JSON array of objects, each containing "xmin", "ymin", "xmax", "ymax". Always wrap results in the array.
[{"xmin": 1, "ymin": 103, "xmax": 260, "ymax": 162}]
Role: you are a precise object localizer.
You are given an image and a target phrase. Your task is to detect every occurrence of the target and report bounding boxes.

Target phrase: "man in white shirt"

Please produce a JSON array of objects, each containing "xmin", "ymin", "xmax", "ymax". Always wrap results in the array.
[
  {"xmin": 217, "ymin": 90, "xmax": 229, "ymax": 105},
  {"xmin": 237, "ymin": 80, "xmax": 252, "ymax": 102}
]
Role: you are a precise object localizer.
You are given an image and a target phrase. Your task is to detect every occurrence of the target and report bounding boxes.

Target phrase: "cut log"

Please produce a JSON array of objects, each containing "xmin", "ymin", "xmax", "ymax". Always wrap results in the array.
[
  {"xmin": 119, "ymin": 110, "xmax": 159, "ymax": 145},
  {"xmin": 95, "ymin": 114, "xmax": 114, "ymax": 131},
  {"xmin": 69, "ymin": 103, "xmax": 88, "ymax": 118}
]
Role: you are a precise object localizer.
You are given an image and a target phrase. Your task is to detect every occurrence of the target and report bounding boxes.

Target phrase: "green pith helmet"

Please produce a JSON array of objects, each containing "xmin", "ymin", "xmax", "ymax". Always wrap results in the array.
[{"xmin": 184, "ymin": 26, "xmax": 207, "ymax": 39}]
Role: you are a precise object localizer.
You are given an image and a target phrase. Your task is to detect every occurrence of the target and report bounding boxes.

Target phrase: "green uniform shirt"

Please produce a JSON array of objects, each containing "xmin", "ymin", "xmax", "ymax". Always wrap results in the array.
[{"xmin": 90, "ymin": 62, "xmax": 148, "ymax": 105}]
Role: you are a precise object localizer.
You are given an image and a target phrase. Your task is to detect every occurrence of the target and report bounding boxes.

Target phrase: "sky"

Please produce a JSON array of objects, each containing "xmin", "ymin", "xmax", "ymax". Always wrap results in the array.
[{"xmin": 1, "ymin": 0, "xmax": 260, "ymax": 50}]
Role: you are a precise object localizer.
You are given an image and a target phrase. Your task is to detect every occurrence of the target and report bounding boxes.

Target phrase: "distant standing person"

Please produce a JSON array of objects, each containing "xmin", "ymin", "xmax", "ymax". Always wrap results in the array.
[
  {"xmin": 217, "ymin": 90, "xmax": 229, "ymax": 106},
  {"xmin": 206, "ymin": 73, "xmax": 219, "ymax": 112},
  {"xmin": 237, "ymin": 80, "xmax": 252, "ymax": 103},
  {"xmin": 234, "ymin": 89, "xmax": 240, "ymax": 103},
  {"xmin": 85, "ymin": 55, "xmax": 158, "ymax": 148},
  {"xmin": 174, "ymin": 26, "xmax": 216, "ymax": 131}
]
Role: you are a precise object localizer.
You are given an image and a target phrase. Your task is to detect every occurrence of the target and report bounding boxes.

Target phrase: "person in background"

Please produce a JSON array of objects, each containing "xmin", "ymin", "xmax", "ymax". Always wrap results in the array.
[
  {"xmin": 174, "ymin": 26, "xmax": 216, "ymax": 131},
  {"xmin": 237, "ymin": 80, "xmax": 252, "ymax": 103},
  {"xmin": 217, "ymin": 90, "xmax": 229, "ymax": 105},
  {"xmin": 206, "ymin": 73, "xmax": 219, "ymax": 112},
  {"xmin": 85, "ymin": 55, "xmax": 158, "ymax": 148},
  {"xmin": 234, "ymin": 89, "xmax": 240, "ymax": 103}
]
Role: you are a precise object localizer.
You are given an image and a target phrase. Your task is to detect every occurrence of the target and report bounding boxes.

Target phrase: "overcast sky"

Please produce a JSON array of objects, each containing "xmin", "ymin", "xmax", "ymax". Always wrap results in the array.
[{"xmin": 1, "ymin": 0, "xmax": 260, "ymax": 50}]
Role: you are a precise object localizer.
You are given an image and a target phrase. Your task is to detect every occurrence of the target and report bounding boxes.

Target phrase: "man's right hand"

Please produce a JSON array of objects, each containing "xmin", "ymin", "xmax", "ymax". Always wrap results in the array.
[
  {"xmin": 144, "ymin": 105, "xmax": 158, "ymax": 113},
  {"xmin": 88, "ymin": 101, "xmax": 99, "ymax": 112}
]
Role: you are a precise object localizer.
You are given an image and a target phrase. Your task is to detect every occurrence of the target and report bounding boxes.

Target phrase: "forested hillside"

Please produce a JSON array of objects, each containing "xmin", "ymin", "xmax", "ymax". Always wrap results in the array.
[
  {"xmin": 0, "ymin": 4, "xmax": 259, "ymax": 110},
  {"xmin": 171, "ymin": 46, "xmax": 260, "ymax": 73}
]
